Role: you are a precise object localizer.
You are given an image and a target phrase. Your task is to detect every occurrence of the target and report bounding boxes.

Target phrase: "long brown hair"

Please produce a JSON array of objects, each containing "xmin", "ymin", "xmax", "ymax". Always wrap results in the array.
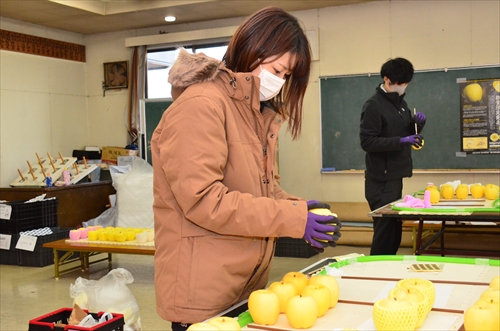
[{"xmin": 223, "ymin": 7, "xmax": 311, "ymax": 140}]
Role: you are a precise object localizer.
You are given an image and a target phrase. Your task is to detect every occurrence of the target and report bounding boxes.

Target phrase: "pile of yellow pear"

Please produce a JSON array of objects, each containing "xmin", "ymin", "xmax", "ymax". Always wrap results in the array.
[
  {"xmin": 431, "ymin": 183, "xmax": 499, "ymax": 200},
  {"xmin": 86, "ymin": 226, "xmax": 153, "ymax": 242},
  {"xmin": 372, "ymin": 278, "xmax": 435, "ymax": 331},
  {"xmin": 463, "ymin": 276, "xmax": 500, "ymax": 331},
  {"xmin": 248, "ymin": 272, "xmax": 340, "ymax": 329}
]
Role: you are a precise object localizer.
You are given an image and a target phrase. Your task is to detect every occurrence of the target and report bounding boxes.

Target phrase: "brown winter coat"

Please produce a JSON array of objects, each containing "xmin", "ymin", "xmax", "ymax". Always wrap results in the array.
[{"xmin": 151, "ymin": 50, "xmax": 308, "ymax": 323}]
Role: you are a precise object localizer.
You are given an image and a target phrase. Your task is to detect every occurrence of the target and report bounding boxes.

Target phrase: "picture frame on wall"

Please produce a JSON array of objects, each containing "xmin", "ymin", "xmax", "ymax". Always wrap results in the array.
[{"xmin": 103, "ymin": 61, "xmax": 128, "ymax": 89}]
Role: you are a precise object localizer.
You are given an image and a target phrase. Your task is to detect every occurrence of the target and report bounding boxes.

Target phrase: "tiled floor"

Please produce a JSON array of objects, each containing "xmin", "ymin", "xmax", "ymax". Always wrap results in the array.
[{"xmin": 0, "ymin": 244, "xmax": 413, "ymax": 331}]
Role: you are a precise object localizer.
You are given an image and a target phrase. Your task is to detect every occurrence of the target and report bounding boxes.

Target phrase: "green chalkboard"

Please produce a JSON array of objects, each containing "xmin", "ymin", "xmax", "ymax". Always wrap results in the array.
[
  {"xmin": 320, "ymin": 66, "xmax": 500, "ymax": 170},
  {"xmin": 142, "ymin": 99, "xmax": 173, "ymax": 165}
]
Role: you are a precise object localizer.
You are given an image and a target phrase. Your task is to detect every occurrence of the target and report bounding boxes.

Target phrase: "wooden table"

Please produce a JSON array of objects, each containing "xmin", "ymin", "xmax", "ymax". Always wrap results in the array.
[
  {"xmin": 43, "ymin": 239, "xmax": 155, "ymax": 279},
  {"xmin": 369, "ymin": 201, "xmax": 500, "ymax": 257},
  {"xmin": 0, "ymin": 181, "xmax": 116, "ymax": 228},
  {"xmin": 218, "ymin": 256, "xmax": 500, "ymax": 331}
]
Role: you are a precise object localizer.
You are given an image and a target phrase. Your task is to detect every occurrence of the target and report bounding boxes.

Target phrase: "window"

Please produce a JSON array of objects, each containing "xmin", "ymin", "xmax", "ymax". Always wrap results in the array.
[{"xmin": 146, "ymin": 43, "xmax": 228, "ymax": 99}]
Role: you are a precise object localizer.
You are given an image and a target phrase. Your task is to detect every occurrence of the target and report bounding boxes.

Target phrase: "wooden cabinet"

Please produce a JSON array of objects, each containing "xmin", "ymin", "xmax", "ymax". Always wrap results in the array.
[{"xmin": 0, "ymin": 181, "xmax": 116, "ymax": 228}]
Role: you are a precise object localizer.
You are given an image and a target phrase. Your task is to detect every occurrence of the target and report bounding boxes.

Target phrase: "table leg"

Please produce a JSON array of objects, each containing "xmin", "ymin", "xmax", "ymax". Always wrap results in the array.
[
  {"xmin": 415, "ymin": 219, "xmax": 424, "ymax": 255},
  {"xmin": 412, "ymin": 227, "xmax": 417, "ymax": 254},
  {"xmin": 53, "ymin": 248, "xmax": 60, "ymax": 279}
]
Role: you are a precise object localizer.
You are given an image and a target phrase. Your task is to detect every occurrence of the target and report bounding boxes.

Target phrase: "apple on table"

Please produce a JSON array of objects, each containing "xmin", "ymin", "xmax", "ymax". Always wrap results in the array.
[
  {"xmin": 268, "ymin": 281, "xmax": 299, "ymax": 313},
  {"xmin": 285, "ymin": 295, "xmax": 318, "ymax": 329},
  {"xmin": 308, "ymin": 274, "xmax": 340, "ymax": 308},
  {"xmin": 248, "ymin": 289, "xmax": 280, "ymax": 326},
  {"xmin": 372, "ymin": 296, "xmax": 418, "ymax": 331},
  {"xmin": 281, "ymin": 271, "xmax": 309, "ymax": 294},
  {"xmin": 301, "ymin": 284, "xmax": 331, "ymax": 317},
  {"xmin": 207, "ymin": 316, "xmax": 241, "ymax": 330},
  {"xmin": 464, "ymin": 302, "xmax": 500, "ymax": 331}
]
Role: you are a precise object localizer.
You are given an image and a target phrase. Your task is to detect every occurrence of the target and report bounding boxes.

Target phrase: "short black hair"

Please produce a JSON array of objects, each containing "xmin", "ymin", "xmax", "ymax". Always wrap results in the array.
[{"xmin": 380, "ymin": 57, "xmax": 414, "ymax": 84}]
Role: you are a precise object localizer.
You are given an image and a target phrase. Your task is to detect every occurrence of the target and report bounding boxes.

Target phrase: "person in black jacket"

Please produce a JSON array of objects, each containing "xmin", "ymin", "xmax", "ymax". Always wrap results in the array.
[{"xmin": 360, "ymin": 57, "xmax": 426, "ymax": 255}]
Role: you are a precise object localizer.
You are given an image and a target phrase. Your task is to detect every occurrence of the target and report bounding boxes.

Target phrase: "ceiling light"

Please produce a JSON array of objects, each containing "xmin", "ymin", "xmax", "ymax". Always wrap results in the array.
[{"xmin": 164, "ymin": 16, "xmax": 176, "ymax": 22}]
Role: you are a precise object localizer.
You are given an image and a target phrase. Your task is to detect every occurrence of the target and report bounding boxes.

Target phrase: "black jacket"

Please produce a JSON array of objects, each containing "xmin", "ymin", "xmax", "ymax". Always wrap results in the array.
[{"xmin": 360, "ymin": 84, "xmax": 424, "ymax": 181}]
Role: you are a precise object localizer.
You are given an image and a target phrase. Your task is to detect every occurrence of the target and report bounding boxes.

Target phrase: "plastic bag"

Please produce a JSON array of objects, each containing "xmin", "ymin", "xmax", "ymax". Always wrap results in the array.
[
  {"xmin": 110, "ymin": 157, "xmax": 154, "ymax": 229},
  {"xmin": 82, "ymin": 206, "xmax": 117, "ymax": 228},
  {"xmin": 69, "ymin": 268, "xmax": 142, "ymax": 331}
]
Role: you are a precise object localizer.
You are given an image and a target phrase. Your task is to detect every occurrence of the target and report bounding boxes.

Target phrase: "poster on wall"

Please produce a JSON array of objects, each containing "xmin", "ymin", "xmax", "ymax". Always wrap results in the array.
[{"xmin": 460, "ymin": 78, "xmax": 500, "ymax": 154}]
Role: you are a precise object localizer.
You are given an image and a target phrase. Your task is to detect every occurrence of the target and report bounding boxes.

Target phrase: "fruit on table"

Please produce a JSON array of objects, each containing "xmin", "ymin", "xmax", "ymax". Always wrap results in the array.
[
  {"xmin": 455, "ymin": 184, "xmax": 469, "ymax": 200},
  {"xmin": 372, "ymin": 297, "xmax": 418, "ymax": 331},
  {"xmin": 282, "ymin": 271, "xmax": 309, "ymax": 293},
  {"xmin": 489, "ymin": 275, "xmax": 500, "ymax": 290},
  {"xmin": 484, "ymin": 184, "xmax": 499, "ymax": 200},
  {"xmin": 268, "ymin": 281, "xmax": 299, "ymax": 313},
  {"xmin": 397, "ymin": 278, "xmax": 435, "ymax": 313},
  {"xmin": 480, "ymin": 288, "xmax": 500, "ymax": 304},
  {"xmin": 248, "ymin": 289, "xmax": 280, "ymax": 326},
  {"xmin": 207, "ymin": 316, "xmax": 241, "ymax": 330},
  {"xmin": 470, "ymin": 184, "xmax": 485, "ymax": 199},
  {"xmin": 425, "ymin": 184, "xmax": 438, "ymax": 191},
  {"xmin": 463, "ymin": 302, "xmax": 500, "ymax": 331},
  {"xmin": 475, "ymin": 298, "xmax": 500, "ymax": 308},
  {"xmin": 440, "ymin": 184, "xmax": 454, "ymax": 199},
  {"xmin": 301, "ymin": 284, "xmax": 331, "ymax": 317},
  {"xmin": 388, "ymin": 287, "xmax": 427, "ymax": 328},
  {"xmin": 429, "ymin": 189, "xmax": 440, "ymax": 204},
  {"xmin": 186, "ymin": 322, "xmax": 220, "ymax": 330},
  {"xmin": 308, "ymin": 274, "xmax": 340, "ymax": 308},
  {"xmin": 285, "ymin": 295, "xmax": 318, "ymax": 329}
]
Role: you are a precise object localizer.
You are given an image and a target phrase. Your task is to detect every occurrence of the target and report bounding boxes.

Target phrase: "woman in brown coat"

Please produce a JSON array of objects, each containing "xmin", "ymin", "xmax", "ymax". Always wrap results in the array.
[{"xmin": 151, "ymin": 7, "xmax": 341, "ymax": 330}]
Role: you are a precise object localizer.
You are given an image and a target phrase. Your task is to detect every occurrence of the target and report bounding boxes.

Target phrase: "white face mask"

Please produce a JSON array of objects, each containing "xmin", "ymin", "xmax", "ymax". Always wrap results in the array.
[
  {"xmin": 389, "ymin": 82, "xmax": 407, "ymax": 95},
  {"xmin": 258, "ymin": 66, "xmax": 285, "ymax": 101}
]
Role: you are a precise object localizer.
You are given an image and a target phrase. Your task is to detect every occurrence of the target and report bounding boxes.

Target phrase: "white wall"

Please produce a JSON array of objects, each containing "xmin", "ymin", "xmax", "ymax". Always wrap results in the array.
[
  {"xmin": 0, "ymin": 18, "xmax": 86, "ymax": 187},
  {"xmin": 1, "ymin": 1, "xmax": 499, "ymax": 199}
]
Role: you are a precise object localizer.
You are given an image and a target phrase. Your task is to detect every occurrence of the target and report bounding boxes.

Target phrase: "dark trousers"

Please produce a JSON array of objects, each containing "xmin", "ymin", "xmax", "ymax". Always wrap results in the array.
[
  {"xmin": 171, "ymin": 322, "xmax": 191, "ymax": 331},
  {"xmin": 365, "ymin": 176, "xmax": 403, "ymax": 255}
]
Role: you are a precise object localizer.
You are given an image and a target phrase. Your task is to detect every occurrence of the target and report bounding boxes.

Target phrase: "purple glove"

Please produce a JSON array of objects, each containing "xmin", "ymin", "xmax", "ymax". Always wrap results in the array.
[
  {"xmin": 400, "ymin": 134, "xmax": 423, "ymax": 147},
  {"xmin": 414, "ymin": 112, "xmax": 426, "ymax": 124},
  {"xmin": 303, "ymin": 211, "xmax": 339, "ymax": 250},
  {"xmin": 307, "ymin": 200, "xmax": 331, "ymax": 210}
]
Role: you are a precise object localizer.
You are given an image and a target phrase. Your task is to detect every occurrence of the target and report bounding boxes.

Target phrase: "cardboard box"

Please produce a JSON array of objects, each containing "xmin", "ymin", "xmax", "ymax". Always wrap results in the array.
[{"xmin": 101, "ymin": 147, "xmax": 137, "ymax": 165}]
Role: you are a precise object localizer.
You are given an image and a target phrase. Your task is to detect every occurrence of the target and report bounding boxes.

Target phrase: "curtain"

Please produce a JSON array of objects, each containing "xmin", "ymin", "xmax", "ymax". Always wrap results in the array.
[{"xmin": 127, "ymin": 46, "xmax": 147, "ymax": 149}]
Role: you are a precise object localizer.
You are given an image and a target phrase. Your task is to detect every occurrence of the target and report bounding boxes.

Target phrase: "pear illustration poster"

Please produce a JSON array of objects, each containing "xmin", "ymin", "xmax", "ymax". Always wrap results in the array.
[{"xmin": 459, "ymin": 78, "xmax": 500, "ymax": 154}]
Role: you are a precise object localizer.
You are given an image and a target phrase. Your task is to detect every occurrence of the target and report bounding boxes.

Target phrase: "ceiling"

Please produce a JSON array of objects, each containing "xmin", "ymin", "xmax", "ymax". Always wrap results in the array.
[{"xmin": 0, "ymin": 0, "xmax": 380, "ymax": 35}]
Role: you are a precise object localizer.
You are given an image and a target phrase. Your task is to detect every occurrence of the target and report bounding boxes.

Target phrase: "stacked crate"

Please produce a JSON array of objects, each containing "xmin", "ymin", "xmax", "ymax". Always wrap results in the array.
[{"xmin": 0, "ymin": 198, "xmax": 70, "ymax": 266}]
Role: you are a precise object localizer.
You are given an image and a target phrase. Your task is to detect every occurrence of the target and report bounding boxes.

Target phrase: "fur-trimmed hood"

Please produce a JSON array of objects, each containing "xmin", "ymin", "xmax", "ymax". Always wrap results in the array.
[{"xmin": 168, "ymin": 48, "xmax": 225, "ymax": 89}]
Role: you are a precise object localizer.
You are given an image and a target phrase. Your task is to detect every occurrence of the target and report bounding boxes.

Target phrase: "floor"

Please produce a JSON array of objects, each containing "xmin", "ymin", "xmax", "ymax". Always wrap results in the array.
[{"xmin": 0, "ymin": 244, "xmax": 413, "ymax": 331}]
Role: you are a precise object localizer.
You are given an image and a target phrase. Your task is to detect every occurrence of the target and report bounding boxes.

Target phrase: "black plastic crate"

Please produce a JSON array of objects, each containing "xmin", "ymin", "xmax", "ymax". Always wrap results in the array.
[
  {"xmin": 18, "ymin": 227, "xmax": 71, "ymax": 267},
  {"xmin": 0, "ymin": 233, "xmax": 20, "ymax": 265},
  {"xmin": 29, "ymin": 307, "xmax": 124, "ymax": 331},
  {"xmin": 274, "ymin": 237, "xmax": 319, "ymax": 258},
  {"xmin": 0, "ymin": 198, "xmax": 58, "ymax": 235}
]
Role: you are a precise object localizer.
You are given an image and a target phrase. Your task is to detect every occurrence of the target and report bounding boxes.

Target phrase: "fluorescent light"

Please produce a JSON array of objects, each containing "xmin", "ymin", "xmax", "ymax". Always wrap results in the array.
[{"xmin": 164, "ymin": 16, "xmax": 176, "ymax": 22}]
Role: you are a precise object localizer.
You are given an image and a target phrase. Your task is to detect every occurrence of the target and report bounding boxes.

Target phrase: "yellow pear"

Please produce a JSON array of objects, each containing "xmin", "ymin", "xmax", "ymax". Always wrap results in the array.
[
  {"xmin": 470, "ymin": 184, "xmax": 485, "ymax": 199},
  {"xmin": 440, "ymin": 184, "xmax": 454, "ymax": 199},
  {"xmin": 455, "ymin": 184, "xmax": 469, "ymax": 200},
  {"xmin": 484, "ymin": 184, "xmax": 499, "ymax": 200}
]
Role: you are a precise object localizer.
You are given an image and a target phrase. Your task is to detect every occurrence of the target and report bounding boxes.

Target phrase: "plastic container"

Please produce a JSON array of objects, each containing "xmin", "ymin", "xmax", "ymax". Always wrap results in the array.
[
  {"xmin": 29, "ymin": 307, "xmax": 124, "ymax": 331},
  {"xmin": 0, "ymin": 199, "xmax": 58, "ymax": 235},
  {"xmin": 275, "ymin": 237, "xmax": 319, "ymax": 258},
  {"xmin": 18, "ymin": 227, "xmax": 71, "ymax": 267}
]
